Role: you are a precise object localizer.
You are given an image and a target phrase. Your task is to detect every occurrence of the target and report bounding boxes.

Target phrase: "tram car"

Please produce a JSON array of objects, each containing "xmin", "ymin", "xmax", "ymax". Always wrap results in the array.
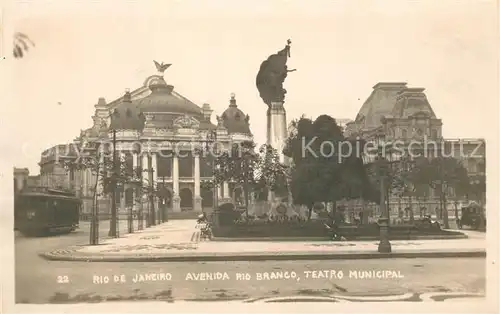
[{"xmin": 14, "ymin": 187, "xmax": 81, "ymax": 236}]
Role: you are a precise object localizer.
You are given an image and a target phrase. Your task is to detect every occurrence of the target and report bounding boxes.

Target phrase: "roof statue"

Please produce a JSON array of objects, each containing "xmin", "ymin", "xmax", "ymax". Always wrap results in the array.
[
  {"xmin": 153, "ymin": 60, "xmax": 172, "ymax": 75},
  {"xmin": 256, "ymin": 39, "xmax": 296, "ymax": 107}
]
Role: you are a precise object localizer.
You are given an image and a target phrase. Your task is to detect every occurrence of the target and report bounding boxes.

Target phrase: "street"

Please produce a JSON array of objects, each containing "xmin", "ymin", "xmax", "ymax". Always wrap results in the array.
[{"xmin": 15, "ymin": 222, "xmax": 486, "ymax": 304}]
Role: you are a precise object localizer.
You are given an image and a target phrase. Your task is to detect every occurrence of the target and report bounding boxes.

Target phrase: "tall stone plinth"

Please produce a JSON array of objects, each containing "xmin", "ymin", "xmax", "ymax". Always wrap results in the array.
[
  {"xmin": 267, "ymin": 101, "xmax": 287, "ymax": 164},
  {"xmin": 267, "ymin": 101, "xmax": 288, "ymax": 203}
]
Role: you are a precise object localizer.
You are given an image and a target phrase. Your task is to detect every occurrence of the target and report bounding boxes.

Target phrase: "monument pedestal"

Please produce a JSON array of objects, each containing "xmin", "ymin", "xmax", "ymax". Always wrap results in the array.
[
  {"xmin": 267, "ymin": 101, "xmax": 288, "ymax": 206},
  {"xmin": 267, "ymin": 102, "xmax": 288, "ymax": 164}
]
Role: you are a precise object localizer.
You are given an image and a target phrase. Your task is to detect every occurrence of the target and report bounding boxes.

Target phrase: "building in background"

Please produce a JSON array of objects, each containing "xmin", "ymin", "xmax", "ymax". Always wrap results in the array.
[
  {"xmin": 344, "ymin": 82, "xmax": 486, "ymax": 215},
  {"xmin": 13, "ymin": 167, "xmax": 41, "ymax": 194},
  {"xmin": 35, "ymin": 63, "xmax": 253, "ymax": 218}
]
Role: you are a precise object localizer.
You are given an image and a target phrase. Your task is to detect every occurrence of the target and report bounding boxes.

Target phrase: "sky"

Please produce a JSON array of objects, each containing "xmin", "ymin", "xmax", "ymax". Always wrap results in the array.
[{"xmin": 1, "ymin": 0, "xmax": 498, "ymax": 175}]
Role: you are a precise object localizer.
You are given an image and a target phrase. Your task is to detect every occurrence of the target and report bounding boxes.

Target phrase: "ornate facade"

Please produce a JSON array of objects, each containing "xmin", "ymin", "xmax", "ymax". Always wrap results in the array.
[
  {"xmin": 344, "ymin": 82, "xmax": 486, "ymax": 211},
  {"xmin": 38, "ymin": 64, "xmax": 253, "ymax": 217}
]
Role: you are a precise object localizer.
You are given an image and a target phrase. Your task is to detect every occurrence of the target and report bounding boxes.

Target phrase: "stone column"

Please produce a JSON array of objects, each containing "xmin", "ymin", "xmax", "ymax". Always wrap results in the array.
[
  {"xmin": 221, "ymin": 181, "xmax": 232, "ymax": 204},
  {"xmin": 151, "ymin": 153, "xmax": 159, "ymax": 216},
  {"xmin": 218, "ymin": 184, "xmax": 223, "ymax": 199},
  {"xmin": 82, "ymin": 169, "xmax": 87, "ymax": 197},
  {"xmin": 132, "ymin": 153, "xmax": 138, "ymax": 211},
  {"xmin": 120, "ymin": 152, "xmax": 126, "ymax": 214},
  {"xmin": 172, "ymin": 153, "xmax": 181, "ymax": 212},
  {"xmin": 193, "ymin": 153, "xmax": 202, "ymax": 211},
  {"xmin": 141, "ymin": 153, "xmax": 149, "ymax": 209},
  {"xmin": 66, "ymin": 170, "xmax": 72, "ymax": 190},
  {"xmin": 151, "ymin": 153, "xmax": 158, "ymax": 189}
]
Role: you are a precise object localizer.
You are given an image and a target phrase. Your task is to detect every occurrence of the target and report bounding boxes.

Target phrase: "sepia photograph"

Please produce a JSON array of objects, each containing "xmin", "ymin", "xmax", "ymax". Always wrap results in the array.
[{"xmin": 2, "ymin": 0, "xmax": 498, "ymax": 312}]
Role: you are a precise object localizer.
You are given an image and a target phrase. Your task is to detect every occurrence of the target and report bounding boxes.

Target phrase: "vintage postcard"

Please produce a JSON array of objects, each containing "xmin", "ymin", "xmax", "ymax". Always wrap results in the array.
[{"xmin": 2, "ymin": 0, "xmax": 498, "ymax": 313}]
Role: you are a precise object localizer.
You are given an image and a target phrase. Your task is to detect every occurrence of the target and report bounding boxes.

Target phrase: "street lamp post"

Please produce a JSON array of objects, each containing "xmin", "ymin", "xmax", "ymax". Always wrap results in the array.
[
  {"xmin": 89, "ymin": 142, "xmax": 102, "ymax": 245},
  {"xmin": 126, "ymin": 182, "xmax": 134, "ymax": 233},
  {"xmin": 400, "ymin": 153, "xmax": 415, "ymax": 222},
  {"xmin": 108, "ymin": 129, "xmax": 118, "ymax": 238},
  {"xmin": 137, "ymin": 180, "xmax": 144, "ymax": 230},
  {"xmin": 375, "ymin": 133, "xmax": 391, "ymax": 253},
  {"xmin": 159, "ymin": 176, "xmax": 167, "ymax": 223},
  {"xmin": 147, "ymin": 164, "xmax": 156, "ymax": 227}
]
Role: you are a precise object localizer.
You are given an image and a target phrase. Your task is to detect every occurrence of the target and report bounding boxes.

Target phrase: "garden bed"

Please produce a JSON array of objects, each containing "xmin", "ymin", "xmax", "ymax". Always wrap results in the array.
[
  {"xmin": 337, "ymin": 224, "xmax": 466, "ymax": 241},
  {"xmin": 211, "ymin": 222, "xmax": 466, "ymax": 241},
  {"xmin": 212, "ymin": 221, "xmax": 330, "ymax": 238}
]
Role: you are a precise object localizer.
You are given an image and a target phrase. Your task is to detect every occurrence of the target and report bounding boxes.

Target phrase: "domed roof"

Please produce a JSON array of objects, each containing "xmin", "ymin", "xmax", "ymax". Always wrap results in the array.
[
  {"xmin": 109, "ymin": 91, "xmax": 145, "ymax": 130},
  {"xmin": 221, "ymin": 93, "xmax": 251, "ymax": 135},
  {"xmin": 135, "ymin": 76, "xmax": 203, "ymax": 117}
]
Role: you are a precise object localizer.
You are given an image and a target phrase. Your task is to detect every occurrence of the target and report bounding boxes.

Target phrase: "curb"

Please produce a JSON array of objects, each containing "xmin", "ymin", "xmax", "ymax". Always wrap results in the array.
[
  {"xmin": 211, "ymin": 234, "xmax": 468, "ymax": 242},
  {"xmin": 39, "ymin": 249, "xmax": 486, "ymax": 263}
]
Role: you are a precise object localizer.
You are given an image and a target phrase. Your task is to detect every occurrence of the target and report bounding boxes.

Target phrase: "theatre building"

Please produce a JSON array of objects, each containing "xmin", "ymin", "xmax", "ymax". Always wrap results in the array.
[{"xmin": 37, "ymin": 65, "xmax": 253, "ymax": 218}]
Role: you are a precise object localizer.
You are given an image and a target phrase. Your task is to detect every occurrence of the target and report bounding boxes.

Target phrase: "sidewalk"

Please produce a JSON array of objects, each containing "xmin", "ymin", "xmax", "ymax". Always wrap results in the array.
[{"xmin": 40, "ymin": 220, "xmax": 486, "ymax": 262}]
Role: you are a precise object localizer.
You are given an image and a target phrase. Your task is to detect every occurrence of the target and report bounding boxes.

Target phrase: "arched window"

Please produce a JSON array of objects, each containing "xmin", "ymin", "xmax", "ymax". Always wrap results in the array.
[
  {"xmin": 200, "ymin": 155, "xmax": 213, "ymax": 177},
  {"xmin": 179, "ymin": 151, "xmax": 193, "ymax": 177},
  {"xmin": 157, "ymin": 154, "xmax": 172, "ymax": 177},
  {"xmin": 124, "ymin": 153, "xmax": 133, "ymax": 173}
]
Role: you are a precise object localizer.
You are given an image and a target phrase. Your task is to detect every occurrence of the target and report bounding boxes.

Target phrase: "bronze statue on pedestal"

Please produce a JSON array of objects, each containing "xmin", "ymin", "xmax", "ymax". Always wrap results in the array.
[{"xmin": 256, "ymin": 39, "xmax": 296, "ymax": 106}]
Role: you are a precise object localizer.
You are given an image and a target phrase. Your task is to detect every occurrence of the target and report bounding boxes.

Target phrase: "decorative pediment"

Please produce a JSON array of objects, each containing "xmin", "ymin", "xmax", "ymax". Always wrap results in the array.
[{"xmin": 173, "ymin": 114, "xmax": 200, "ymax": 129}]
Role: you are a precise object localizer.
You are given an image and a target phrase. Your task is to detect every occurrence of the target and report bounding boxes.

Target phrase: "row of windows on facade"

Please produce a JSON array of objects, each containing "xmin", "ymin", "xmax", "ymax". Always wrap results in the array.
[
  {"xmin": 62, "ymin": 154, "xmax": 215, "ymax": 180},
  {"xmin": 393, "ymin": 128, "xmax": 439, "ymax": 138},
  {"xmin": 111, "ymin": 183, "xmax": 220, "ymax": 208},
  {"xmin": 136, "ymin": 155, "xmax": 214, "ymax": 178}
]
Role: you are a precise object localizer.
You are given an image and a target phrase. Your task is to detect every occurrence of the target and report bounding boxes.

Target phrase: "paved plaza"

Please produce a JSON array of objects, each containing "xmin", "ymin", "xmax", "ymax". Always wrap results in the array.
[
  {"xmin": 39, "ymin": 220, "xmax": 486, "ymax": 262},
  {"xmin": 14, "ymin": 218, "xmax": 489, "ymax": 305}
]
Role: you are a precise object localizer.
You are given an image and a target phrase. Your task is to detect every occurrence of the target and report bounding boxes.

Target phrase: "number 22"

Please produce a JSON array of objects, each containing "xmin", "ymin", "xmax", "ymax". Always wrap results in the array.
[{"xmin": 57, "ymin": 275, "xmax": 69, "ymax": 284}]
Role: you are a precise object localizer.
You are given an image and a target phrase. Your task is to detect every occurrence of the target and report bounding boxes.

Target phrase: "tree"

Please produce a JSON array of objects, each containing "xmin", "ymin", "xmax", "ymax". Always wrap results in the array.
[
  {"xmin": 13, "ymin": 32, "xmax": 34, "ymax": 58},
  {"xmin": 254, "ymin": 144, "xmax": 289, "ymax": 200},
  {"xmin": 63, "ymin": 139, "xmax": 133, "ymax": 243},
  {"xmin": 412, "ymin": 156, "xmax": 470, "ymax": 229},
  {"xmin": 213, "ymin": 141, "xmax": 260, "ymax": 216},
  {"xmin": 284, "ymin": 115, "xmax": 372, "ymax": 220},
  {"xmin": 389, "ymin": 155, "xmax": 418, "ymax": 223}
]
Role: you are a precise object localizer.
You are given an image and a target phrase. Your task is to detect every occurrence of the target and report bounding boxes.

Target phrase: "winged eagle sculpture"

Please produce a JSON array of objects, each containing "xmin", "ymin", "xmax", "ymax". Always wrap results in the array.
[{"xmin": 153, "ymin": 60, "xmax": 172, "ymax": 74}]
